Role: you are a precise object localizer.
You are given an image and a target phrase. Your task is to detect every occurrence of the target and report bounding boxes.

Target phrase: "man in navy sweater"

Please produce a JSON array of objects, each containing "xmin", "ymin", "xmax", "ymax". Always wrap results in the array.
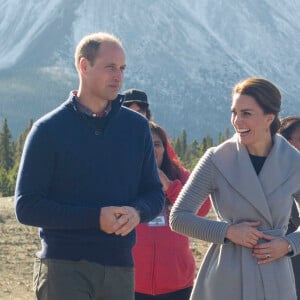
[{"xmin": 15, "ymin": 32, "xmax": 164, "ymax": 300}]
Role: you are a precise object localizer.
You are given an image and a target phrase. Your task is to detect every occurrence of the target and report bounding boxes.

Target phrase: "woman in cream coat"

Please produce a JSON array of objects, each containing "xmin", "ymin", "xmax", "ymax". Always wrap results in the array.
[{"xmin": 170, "ymin": 78, "xmax": 300, "ymax": 300}]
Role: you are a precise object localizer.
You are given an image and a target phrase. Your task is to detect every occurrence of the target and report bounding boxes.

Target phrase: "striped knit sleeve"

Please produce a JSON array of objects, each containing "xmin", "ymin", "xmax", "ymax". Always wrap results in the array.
[{"xmin": 169, "ymin": 148, "xmax": 230, "ymax": 244}]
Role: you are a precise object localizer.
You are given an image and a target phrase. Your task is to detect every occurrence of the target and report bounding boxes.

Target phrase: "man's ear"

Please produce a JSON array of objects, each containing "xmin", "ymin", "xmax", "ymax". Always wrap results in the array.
[{"xmin": 79, "ymin": 57, "xmax": 89, "ymax": 75}]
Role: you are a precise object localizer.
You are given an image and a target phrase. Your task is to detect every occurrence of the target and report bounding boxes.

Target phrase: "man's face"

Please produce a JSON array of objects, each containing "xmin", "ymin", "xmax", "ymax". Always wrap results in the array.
[{"xmin": 82, "ymin": 41, "xmax": 126, "ymax": 101}]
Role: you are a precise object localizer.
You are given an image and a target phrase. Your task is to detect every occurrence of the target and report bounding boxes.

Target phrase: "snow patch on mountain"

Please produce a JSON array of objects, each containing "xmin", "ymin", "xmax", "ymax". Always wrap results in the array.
[
  {"xmin": 0, "ymin": 0, "xmax": 63, "ymax": 70},
  {"xmin": 1, "ymin": 0, "xmax": 300, "ymax": 140}
]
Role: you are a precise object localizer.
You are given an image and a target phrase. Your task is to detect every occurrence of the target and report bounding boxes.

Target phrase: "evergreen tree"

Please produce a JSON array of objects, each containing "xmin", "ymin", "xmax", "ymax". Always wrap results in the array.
[
  {"xmin": 0, "ymin": 168, "xmax": 9, "ymax": 196},
  {"xmin": 183, "ymin": 139, "xmax": 199, "ymax": 170},
  {"xmin": 198, "ymin": 137, "xmax": 207, "ymax": 158},
  {"xmin": 198, "ymin": 134, "xmax": 214, "ymax": 158},
  {"xmin": 173, "ymin": 137, "xmax": 182, "ymax": 159},
  {"xmin": 0, "ymin": 168, "xmax": 14, "ymax": 197},
  {"xmin": 0, "ymin": 118, "xmax": 34, "ymax": 197},
  {"xmin": 0, "ymin": 119, "xmax": 14, "ymax": 170},
  {"xmin": 181, "ymin": 129, "xmax": 187, "ymax": 156},
  {"xmin": 14, "ymin": 119, "xmax": 33, "ymax": 164},
  {"xmin": 190, "ymin": 139, "xmax": 199, "ymax": 157},
  {"xmin": 205, "ymin": 134, "xmax": 214, "ymax": 148},
  {"xmin": 218, "ymin": 132, "xmax": 225, "ymax": 144},
  {"xmin": 225, "ymin": 127, "xmax": 231, "ymax": 139}
]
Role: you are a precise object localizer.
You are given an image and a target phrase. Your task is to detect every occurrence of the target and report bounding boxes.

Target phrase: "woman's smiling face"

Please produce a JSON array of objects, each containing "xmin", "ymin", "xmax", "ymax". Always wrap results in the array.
[{"xmin": 231, "ymin": 93, "xmax": 274, "ymax": 155}]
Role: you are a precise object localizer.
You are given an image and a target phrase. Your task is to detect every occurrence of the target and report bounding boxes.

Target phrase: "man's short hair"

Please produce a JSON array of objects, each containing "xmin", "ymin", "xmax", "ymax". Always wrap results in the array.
[{"xmin": 74, "ymin": 32, "xmax": 123, "ymax": 72}]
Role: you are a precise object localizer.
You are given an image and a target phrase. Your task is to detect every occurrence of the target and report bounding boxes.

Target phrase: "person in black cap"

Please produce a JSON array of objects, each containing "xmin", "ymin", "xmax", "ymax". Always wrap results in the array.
[
  {"xmin": 122, "ymin": 88, "xmax": 181, "ymax": 162},
  {"xmin": 123, "ymin": 88, "xmax": 152, "ymax": 120},
  {"xmin": 123, "ymin": 89, "xmax": 211, "ymax": 300},
  {"xmin": 279, "ymin": 116, "xmax": 300, "ymax": 300}
]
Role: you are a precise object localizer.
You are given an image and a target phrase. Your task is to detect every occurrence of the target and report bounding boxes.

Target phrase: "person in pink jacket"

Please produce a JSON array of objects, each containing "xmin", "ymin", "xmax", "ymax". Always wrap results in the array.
[
  {"xmin": 122, "ymin": 88, "xmax": 183, "ymax": 166},
  {"xmin": 133, "ymin": 121, "xmax": 211, "ymax": 300}
]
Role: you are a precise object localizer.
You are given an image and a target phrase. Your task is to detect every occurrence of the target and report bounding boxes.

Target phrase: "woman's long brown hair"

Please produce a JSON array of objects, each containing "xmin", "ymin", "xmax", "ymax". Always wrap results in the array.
[{"xmin": 149, "ymin": 121, "xmax": 183, "ymax": 181}]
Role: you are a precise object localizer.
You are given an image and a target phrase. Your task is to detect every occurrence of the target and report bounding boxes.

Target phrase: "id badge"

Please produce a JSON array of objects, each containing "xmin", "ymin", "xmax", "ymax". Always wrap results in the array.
[{"xmin": 148, "ymin": 206, "xmax": 167, "ymax": 227}]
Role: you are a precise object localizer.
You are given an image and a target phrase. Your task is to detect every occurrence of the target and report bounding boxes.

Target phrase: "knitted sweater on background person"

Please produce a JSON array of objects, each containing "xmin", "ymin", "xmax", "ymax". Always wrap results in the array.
[{"xmin": 15, "ymin": 92, "xmax": 164, "ymax": 267}]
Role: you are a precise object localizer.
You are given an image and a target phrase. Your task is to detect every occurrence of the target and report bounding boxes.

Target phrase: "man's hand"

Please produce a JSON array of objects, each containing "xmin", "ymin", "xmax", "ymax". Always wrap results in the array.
[
  {"xmin": 114, "ymin": 206, "xmax": 141, "ymax": 236},
  {"xmin": 99, "ymin": 206, "xmax": 140, "ymax": 236},
  {"xmin": 100, "ymin": 206, "xmax": 129, "ymax": 234}
]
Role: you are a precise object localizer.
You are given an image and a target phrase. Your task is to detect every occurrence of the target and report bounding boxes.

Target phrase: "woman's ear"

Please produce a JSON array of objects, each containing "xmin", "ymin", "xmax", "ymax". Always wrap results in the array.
[{"xmin": 266, "ymin": 114, "xmax": 275, "ymax": 127}]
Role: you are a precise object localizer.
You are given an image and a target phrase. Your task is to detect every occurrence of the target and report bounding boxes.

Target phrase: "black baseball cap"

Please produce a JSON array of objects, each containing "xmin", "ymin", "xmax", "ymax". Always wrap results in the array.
[{"xmin": 122, "ymin": 89, "xmax": 148, "ymax": 106}]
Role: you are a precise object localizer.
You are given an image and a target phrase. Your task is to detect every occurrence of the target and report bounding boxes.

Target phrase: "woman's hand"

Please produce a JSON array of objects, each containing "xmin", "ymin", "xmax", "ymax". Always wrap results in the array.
[
  {"xmin": 252, "ymin": 235, "xmax": 291, "ymax": 264},
  {"xmin": 158, "ymin": 169, "xmax": 171, "ymax": 192},
  {"xmin": 226, "ymin": 221, "xmax": 263, "ymax": 248}
]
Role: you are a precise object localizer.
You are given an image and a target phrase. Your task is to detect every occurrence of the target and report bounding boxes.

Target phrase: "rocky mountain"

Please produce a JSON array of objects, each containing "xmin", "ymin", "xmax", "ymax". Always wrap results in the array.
[{"xmin": 1, "ymin": 0, "xmax": 300, "ymax": 141}]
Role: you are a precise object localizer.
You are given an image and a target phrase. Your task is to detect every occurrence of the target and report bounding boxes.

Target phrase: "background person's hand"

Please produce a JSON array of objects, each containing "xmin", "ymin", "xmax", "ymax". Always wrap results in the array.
[{"xmin": 158, "ymin": 169, "xmax": 170, "ymax": 192}]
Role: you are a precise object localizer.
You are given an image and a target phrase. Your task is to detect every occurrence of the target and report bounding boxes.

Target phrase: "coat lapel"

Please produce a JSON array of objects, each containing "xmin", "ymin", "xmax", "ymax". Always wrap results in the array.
[
  {"xmin": 211, "ymin": 135, "xmax": 273, "ymax": 225},
  {"xmin": 259, "ymin": 134, "xmax": 300, "ymax": 195}
]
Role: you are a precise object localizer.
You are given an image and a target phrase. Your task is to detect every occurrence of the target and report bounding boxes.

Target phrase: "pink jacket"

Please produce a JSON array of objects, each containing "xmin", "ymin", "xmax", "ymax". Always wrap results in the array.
[{"xmin": 133, "ymin": 168, "xmax": 211, "ymax": 295}]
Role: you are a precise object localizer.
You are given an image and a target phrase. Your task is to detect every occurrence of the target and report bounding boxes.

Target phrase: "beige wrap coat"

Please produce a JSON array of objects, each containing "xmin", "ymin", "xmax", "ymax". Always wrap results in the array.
[{"xmin": 170, "ymin": 134, "xmax": 300, "ymax": 300}]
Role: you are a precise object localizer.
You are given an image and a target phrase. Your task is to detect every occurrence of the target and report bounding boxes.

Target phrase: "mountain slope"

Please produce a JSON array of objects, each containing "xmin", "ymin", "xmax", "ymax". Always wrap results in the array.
[{"xmin": 1, "ymin": 0, "xmax": 299, "ymax": 140}]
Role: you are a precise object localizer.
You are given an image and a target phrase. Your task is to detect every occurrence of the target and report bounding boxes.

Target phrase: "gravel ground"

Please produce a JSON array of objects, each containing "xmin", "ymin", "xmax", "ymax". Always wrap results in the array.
[{"xmin": 0, "ymin": 197, "xmax": 211, "ymax": 300}]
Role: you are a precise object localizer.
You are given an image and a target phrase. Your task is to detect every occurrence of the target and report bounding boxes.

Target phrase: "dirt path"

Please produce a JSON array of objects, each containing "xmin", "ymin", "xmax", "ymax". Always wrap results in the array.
[
  {"xmin": 0, "ymin": 197, "xmax": 40, "ymax": 299},
  {"xmin": 0, "ymin": 197, "xmax": 210, "ymax": 299}
]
